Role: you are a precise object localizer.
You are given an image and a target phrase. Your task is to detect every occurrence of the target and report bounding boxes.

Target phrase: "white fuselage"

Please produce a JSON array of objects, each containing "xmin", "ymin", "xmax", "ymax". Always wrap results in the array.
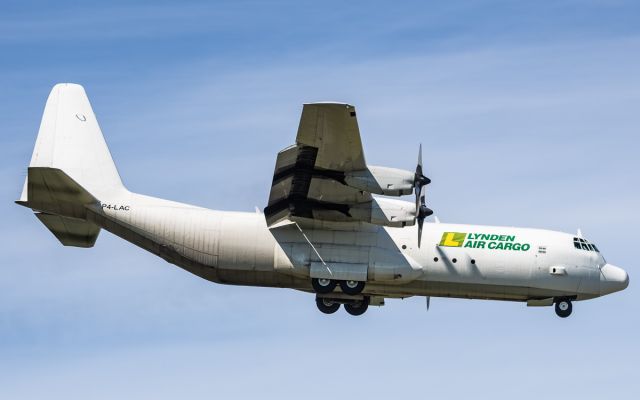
[{"xmin": 88, "ymin": 189, "xmax": 626, "ymax": 303}]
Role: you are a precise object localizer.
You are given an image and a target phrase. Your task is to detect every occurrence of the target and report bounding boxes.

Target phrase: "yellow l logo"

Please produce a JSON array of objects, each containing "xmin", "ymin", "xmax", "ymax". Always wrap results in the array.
[{"xmin": 439, "ymin": 232, "xmax": 466, "ymax": 247}]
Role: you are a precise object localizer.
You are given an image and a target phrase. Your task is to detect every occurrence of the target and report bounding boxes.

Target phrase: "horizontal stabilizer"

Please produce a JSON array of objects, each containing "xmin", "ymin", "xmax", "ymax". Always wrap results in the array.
[
  {"xmin": 35, "ymin": 213, "xmax": 100, "ymax": 247},
  {"xmin": 17, "ymin": 167, "xmax": 99, "ymax": 219}
]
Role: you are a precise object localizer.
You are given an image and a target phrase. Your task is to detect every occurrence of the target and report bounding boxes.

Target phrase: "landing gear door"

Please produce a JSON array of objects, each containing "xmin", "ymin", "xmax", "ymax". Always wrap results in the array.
[{"xmin": 310, "ymin": 262, "xmax": 368, "ymax": 282}]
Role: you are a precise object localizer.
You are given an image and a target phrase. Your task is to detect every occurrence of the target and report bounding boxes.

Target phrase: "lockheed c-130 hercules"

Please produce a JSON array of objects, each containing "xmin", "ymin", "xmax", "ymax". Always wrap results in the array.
[{"xmin": 16, "ymin": 84, "xmax": 629, "ymax": 317}]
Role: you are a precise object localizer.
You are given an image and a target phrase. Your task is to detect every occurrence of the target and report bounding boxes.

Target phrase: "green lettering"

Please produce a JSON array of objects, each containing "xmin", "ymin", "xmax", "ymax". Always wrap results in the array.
[
  {"xmin": 521, "ymin": 243, "xmax": 530, "ymax": 251},
  {"xmin": 503, "ymin": 243, "xmax": 513, "ymax": 250},
  {"xmin": 477, "ymin": 241, "xmax": 486, "ymax": 249},
  {"xmin": 499, "ymin": 235, "xmax": 507, "ymax": 241},
  {"xmin": 490, "ymin": 234, "xmax": 499, "ymax": 241},
  {"xmin": 512, "ymin": 243, "xmax": 521, "ymax": 251},
  {"xmin": 488, "ymin": 242, "xmax": 497, "ymax": 249},
  {"xmin": 464, "ymin": 241, "xmax": 474, "ymax": 248},
  {"xmin": 507, "ymin": 235, "xmax": 515, "ymax": 242}
]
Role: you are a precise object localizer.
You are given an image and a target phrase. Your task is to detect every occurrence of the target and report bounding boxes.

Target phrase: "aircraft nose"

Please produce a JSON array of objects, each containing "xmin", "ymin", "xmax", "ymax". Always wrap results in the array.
[{"xmin": 600, "ymin": 264, "xmax": 629, "ymax": 295}]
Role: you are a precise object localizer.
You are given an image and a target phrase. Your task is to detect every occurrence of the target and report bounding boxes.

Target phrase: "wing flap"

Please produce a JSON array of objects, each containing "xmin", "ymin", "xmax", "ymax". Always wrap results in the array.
[{"xmin": 264, "ymin": 143, "xmax": 371, "ymax": 226}]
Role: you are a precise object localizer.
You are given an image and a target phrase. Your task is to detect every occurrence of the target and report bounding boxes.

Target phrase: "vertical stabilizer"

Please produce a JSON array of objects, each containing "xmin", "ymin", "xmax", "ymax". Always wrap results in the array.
[{"xmin": 20, "ymin": 83, "xmax": 124, "ymax": 202}]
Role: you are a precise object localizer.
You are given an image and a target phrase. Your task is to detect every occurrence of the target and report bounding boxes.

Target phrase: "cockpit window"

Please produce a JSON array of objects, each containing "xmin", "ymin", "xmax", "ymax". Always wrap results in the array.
[{"xmin": 573, "ymin": 237, "xmax": 600, "ymax": 253}]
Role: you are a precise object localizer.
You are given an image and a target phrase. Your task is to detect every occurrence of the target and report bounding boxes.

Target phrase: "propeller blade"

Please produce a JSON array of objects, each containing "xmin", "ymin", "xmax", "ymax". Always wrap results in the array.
[
  {"xmin": 414, "ymin": 144, "xmax": 431, "ymax": 206},
  {"xmin": 415, "ymin": 183, "xmax": 422, "ymax": 218},
  {"xmin": 417, "ymin": 143, "xmax": 423, "ymax": 176},
  {"xmin": 416, "ymin": 181, "xmax": 426, "ymax": 208},
  {"xmin": 414, "ymin": 143, "xmax": 433, "ymax": 247},
  {"xmin": 414, "ymin": 146, "xmax": 423, "ymax": 215}
]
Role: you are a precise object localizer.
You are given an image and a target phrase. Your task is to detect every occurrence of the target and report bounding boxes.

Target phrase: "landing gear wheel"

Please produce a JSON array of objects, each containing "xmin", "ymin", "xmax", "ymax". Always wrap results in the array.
[
  {"xmin": 339, "ymin": 280, "xmax": 365, "ymax": 295},
  {"xmin": 555, "ymin": 299, "xmax": 572, "ymax": 318},
  {"xmin": 316, "ymin": 297, "xmax": 340, "ymax": 314},
  {"xmin": 344, "ymin": 297, "xmax": 370, "ymax": 316},
  {"xmin": 312, "ymin": 278, "xmax": 337, "ymax": 294}
]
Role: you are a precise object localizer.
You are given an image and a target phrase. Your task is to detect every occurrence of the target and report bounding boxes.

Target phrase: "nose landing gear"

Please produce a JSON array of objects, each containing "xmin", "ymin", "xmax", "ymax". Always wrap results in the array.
[{"xmin": 554, "ymin": 298, "xmax": 573, "ymax": 318}]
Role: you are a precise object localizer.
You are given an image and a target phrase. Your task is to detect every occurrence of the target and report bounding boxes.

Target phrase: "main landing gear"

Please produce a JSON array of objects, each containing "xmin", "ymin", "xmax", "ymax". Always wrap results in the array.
[
  {"xmin": 315, "ymin": 297, "xmax": 340, "ymax": 314},
  {"xmin": 554, "ymin": 298, "xmax": 573, "ymax": 318},
  {"xmin": 344, "ymin": 298, "xmax": 369, "ymax": 316},
  {"xmin": 311, "ymin": 278, "xmax": 365, "ymax": 295},
  {"xmin": 311, "ymin": 278, "xmax": 338, "ymax": 294},
  {"xmin": 339, "ymin": 280, "xmax": 366, "ymax": 295},
  {"xmin": 312, "ymin": 278, "xmax": 369, "ymax": 315},
  {"xmin": 315, "ymin": 295, "xmax": 370, "ymax": 316}
]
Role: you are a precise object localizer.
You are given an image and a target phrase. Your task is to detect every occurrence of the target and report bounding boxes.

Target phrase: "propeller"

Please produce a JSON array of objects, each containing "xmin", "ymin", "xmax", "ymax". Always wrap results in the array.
[{"xmin": 414, "ymin": 144, "xmax": 433, "ymax": 247}]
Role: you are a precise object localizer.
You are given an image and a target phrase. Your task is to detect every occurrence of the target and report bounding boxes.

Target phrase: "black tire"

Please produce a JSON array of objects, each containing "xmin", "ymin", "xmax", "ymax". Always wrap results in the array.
[
  {"xmin": 555, "ymin": 299, "xmax": 572, "ymax": 318},
  {"xmin": 316, "ymin": 297, "xmax": 340, "ymax": 314},
  {"xmin": 339, "ymin": 280, "xmax": 365, "ymax": 295},
  {"xmin": 344, "ymin": 297, "xmax": 370, "ymax": 316},
  {"xmin": 311, "ymin": 278, "xmax": 337, "ymax": 294}
]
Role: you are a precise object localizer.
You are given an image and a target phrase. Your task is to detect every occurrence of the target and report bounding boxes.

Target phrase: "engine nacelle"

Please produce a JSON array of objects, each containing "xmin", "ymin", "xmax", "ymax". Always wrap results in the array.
[
  {"xmin": 345, "ymin": 166, "xmax": 415, "ymax": 196},
  {"xmin": 350, "ymin": 197, "xmax": 416, "ymax": 227}
]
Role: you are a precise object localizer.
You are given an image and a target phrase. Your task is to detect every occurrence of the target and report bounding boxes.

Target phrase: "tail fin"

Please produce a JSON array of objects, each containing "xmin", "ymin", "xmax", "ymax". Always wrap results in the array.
[
  {"xmin": 17, "ymin": 83, "xmax": 125, "ymax": 247},
  {"xmin": 19, "ymin": 83, "xmax": 124, "ymax": 202}
]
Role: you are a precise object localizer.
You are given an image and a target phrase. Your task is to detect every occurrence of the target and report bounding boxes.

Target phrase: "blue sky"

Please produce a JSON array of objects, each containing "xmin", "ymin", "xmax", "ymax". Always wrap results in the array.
[{"xmin": 1, "ymin": 1, "xmax": 639, "ymax": 398}]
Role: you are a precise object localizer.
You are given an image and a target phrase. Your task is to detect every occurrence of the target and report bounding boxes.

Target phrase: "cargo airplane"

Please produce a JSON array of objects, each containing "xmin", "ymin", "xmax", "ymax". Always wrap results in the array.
[{"xmin": 16, "ymin": 84, "xmax": 629, "ymax": 317}]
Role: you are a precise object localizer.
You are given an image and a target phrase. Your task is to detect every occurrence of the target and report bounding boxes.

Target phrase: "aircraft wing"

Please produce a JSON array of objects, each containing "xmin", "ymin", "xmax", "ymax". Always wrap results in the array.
[{"xmin": 264, "ymin": 103, "xmax": 371, "ymax": 226}]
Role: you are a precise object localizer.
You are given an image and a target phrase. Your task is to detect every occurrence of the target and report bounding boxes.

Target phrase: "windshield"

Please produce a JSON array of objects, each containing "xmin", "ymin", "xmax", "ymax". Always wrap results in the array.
[{"xmin": 573, "ymin": 237, "xmax": 600, "ymax": 253}]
